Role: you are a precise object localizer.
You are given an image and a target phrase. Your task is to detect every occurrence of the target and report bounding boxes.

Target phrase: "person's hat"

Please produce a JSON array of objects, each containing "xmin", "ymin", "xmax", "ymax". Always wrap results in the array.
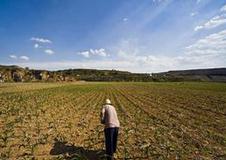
[{"xmin": 105, "ymin": 99, "xmax": 111, "ymax": 104}]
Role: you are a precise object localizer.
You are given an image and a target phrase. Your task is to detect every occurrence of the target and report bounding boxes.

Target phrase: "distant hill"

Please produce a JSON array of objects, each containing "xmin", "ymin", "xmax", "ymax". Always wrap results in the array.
[
  {"xmin": 152, "ymin": 68, "xmax": 226, "ymax": 82},
  {"xmin": 0, "ymin": 65, "xmax": 152, "ymax": 82},
  {"xmin": 0, "ymin": 65, "xmax": 226, "ymax": 82}
]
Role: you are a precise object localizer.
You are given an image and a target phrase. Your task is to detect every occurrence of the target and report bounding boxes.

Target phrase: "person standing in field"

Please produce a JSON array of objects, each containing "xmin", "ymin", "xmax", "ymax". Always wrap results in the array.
[{"xmin": 101, "ymin": 99, "xmax": 120, "ymax": 160}]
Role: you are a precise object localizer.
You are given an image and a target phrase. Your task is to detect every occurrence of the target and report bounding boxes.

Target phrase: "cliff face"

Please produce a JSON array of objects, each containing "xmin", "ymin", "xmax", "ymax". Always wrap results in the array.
[{"xmin": 0, "ymin": 65, "xmax": 78, "ymax": 82}]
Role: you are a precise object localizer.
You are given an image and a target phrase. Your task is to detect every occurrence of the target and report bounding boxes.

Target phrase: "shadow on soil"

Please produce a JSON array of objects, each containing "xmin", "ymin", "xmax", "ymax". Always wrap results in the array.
[{"xmin": 50, "ymin": 138, "xmax": 105, "ymax": 160}]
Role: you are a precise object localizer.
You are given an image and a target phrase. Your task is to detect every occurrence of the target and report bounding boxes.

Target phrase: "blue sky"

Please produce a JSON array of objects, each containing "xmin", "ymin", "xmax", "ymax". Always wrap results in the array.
[{"xmin": 0, "ymin": 0, "xmax": 226, "ymax": 73}]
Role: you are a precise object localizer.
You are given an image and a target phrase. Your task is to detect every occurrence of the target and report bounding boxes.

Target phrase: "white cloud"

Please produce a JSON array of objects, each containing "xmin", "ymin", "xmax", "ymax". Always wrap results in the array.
[
  {"xmin": 186, "ymin": 29, "xmax": 226, "ymax": 55},
  {"xmin": 6, "ymin": 30, "xmax": 226, "ymax": 73},
  {"xmin": 194, "ymin": 14, "xmax": 226, "ymax": 31},
  {"xmin": 30, "ymin": 37, "xmax": 52, "ymax": 43},
  {"xmin": 34, "ymin": 43, "xmax": 39, "ymax": 48},
  {"xmin": 190, "ymin": 12, "xmax": 198, "ymax": 17},
  {"xmin": 123, "ymin": 18, "xmax": 128, "ymax": 22},
  {"xmin": 9, "ymin": 55, "xmax": 17, "ymax": 59},
  {"xmin": 6, "ymin": 39, "xmax": 226, "ymax": 73},
  {"xmin": 220, "ymin": 4, "xmax": 226, "ymax": 12},
  {"xmin": 194, "ymin": 3, "xmax": 226, "ymax": 31},
  {"xmin": 194, "ymin": 25, "xmax": 203, "ymax": 31},
  {"xmin": 9, "ymin": 55, "xmax": 30, "ymax": 61},
  {"xmin": 111, "ymin": 30, "xmax": 226, "ymax": 72},
  {"xmin": 90, "ymin": 48, "xmax": 107, "ymax": 57},
  {"xmin": 116, "ymin": 50, "xmax": 183, "ymax": 72},
  {"xmin": 196, "ymin": 0, "xmax": 201, "ymax": 4},
  {"xmin": 8, "ymin": 60, "xmax": 134, "ymax": 72},
  {"xmin": 77, "ymin": 48, "xmax": 108, "ymax": 58},
  {"xmin": 44, "ymin": 49, "xmax": 55, "ymax": 55},
  {"xmin": 78, "ymin": 51, "xmax": 90, "ymax": 58},
  {"xmin": 19, "ymin": 56, "xmax": 29, "ymax": 61},
  {"xmin": 152, "ymin": 0, "xmax": 166, "ymax": 3}
]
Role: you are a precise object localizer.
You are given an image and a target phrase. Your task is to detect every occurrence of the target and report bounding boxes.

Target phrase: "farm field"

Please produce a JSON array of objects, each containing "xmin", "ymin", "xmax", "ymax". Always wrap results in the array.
[{"xmin": 0, "ymin": 82, "xmax": 226, "ymax": 160}]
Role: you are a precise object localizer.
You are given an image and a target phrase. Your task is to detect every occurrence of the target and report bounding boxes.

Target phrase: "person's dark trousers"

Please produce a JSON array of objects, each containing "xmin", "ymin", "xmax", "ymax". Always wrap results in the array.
[{"xmin": 104, "ymin": 127, "xmax": 119, "ymax": 160}]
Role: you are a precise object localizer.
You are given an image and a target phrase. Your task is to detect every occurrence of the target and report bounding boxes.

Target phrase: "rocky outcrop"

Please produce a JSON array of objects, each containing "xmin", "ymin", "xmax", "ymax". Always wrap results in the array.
[{"xmin": 0, "ymin": 65, "xmax": 78, "ymax": 82}]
